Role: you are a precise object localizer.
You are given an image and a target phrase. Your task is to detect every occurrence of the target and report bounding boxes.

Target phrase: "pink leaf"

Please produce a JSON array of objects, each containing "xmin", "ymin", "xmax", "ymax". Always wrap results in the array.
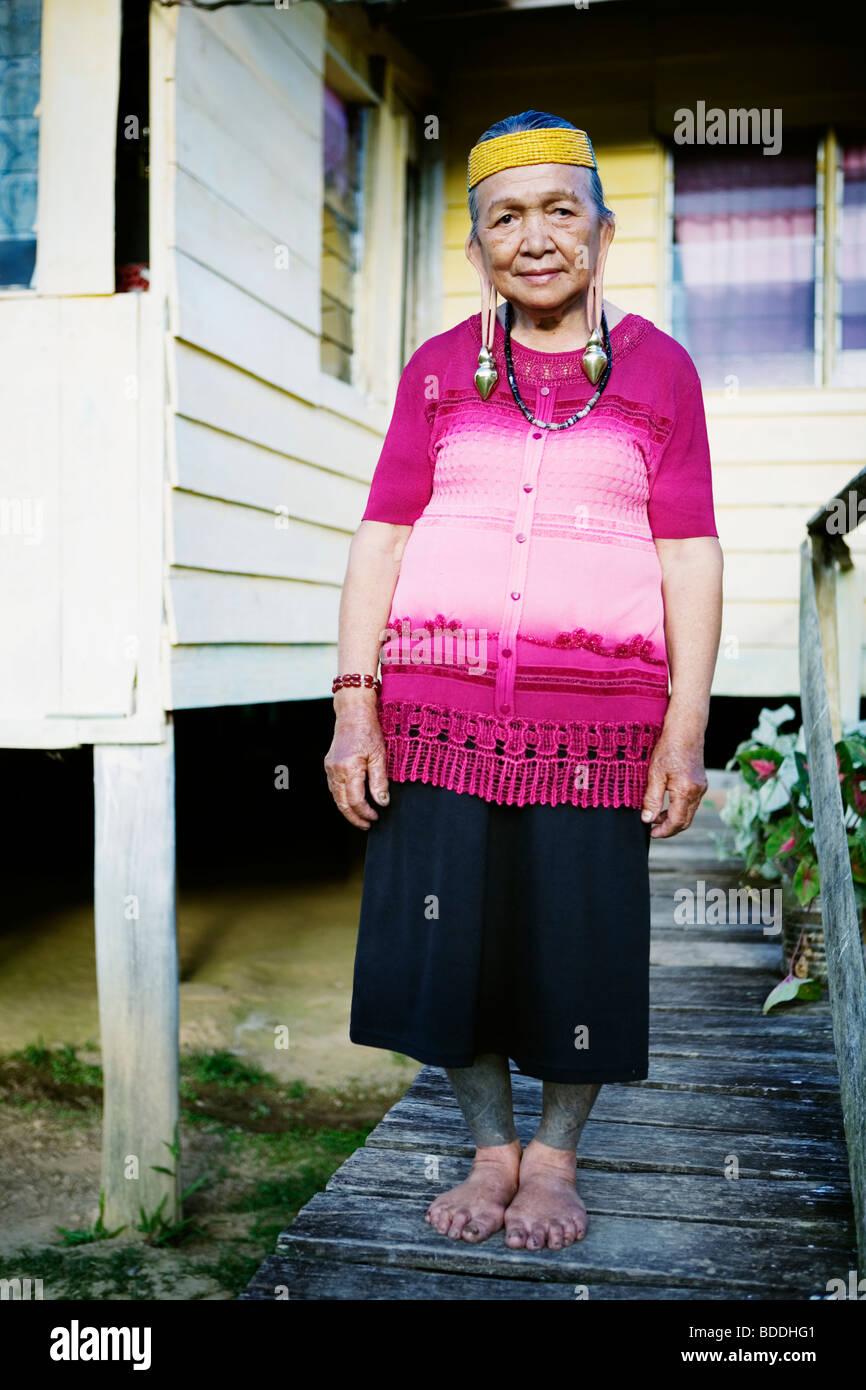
[{"xmin": 749, "ymin": 758, "xmax": 778, "ymax": 781}]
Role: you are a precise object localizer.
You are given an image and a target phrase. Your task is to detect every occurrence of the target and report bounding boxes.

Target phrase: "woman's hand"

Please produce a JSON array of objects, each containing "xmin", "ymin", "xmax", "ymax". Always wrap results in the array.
[
  {"xmin": 324, "ymin": 697, "xmax": 390, "ymax": 830},
  {"xmin": 640, "ymin": 726, "xmax": 708, "ymax": 839}
]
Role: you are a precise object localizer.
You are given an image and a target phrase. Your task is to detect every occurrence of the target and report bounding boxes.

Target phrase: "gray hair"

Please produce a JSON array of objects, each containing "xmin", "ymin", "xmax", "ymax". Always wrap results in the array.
[{"xmin": 468, "ymin": 109, "xmax": 614, "ymax": 240}]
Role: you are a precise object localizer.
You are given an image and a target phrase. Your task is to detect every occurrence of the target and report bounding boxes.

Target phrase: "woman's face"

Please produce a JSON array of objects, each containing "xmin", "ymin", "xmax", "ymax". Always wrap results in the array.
[{"xmin": 466, "ymin": 163, "xmax": 613, "ymax": 316}]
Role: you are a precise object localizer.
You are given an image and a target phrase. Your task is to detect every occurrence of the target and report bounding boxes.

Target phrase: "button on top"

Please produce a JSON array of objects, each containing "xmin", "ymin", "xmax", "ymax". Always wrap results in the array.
[
  {"xmin": 501, "ymin": 648, "xmax": 512, "ymax": 659},
  {"xmin": 515, "ymin": 533, "xmax": 526, "ymax": 543},
  {"xmin": 540, "ymin": 386, "xmax": 550, "ymax": 396},
  {"xmin": 523, "ymin": 484, "xmax": 533, "ymax": 493},
  {"xmin": 532, "ymin": 430, "xmax": 542, "ymax": 439}
]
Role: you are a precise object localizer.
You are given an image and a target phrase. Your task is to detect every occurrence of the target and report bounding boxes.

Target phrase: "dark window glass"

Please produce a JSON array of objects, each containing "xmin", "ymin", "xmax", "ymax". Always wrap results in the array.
[
  {"xmin": 321, "ymin": 86, "xmax": 365, "ymax": 383},
  {"xmin": 0, "ymin": 0, "xmax": 42, "ymax": 290}
]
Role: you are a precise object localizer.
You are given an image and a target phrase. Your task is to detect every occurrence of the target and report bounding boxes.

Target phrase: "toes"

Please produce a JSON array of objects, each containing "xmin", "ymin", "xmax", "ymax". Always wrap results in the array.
[
  {"xmin": 462, "ymin": 1219, "xmax": 489, "ymax": 1243},
  {"xmin": 525, "ymin": 1223, "xmax": 547, "ymax": 1251},
  {"xmin": 431, "ymin": 1206, "xmax": 452, "ymax": 1235},
  {"xmin": 447, "ymin": 1207, "xmax": 471, "ymax": 1240},
  {"xmin": 547, "ymin": 1221, "xmax": 565, "ymax": 1251},
  {"xmin": 461, "ymin": 1214, "xmax": 487, "ymax": 1243},
  {"xmin": 461, "ymin": 1208, "xmax": 502, "ymax": 1243},
  {"xmin": 505, "ymin": 1222, "xmax": 528, "ymax": 1249}
]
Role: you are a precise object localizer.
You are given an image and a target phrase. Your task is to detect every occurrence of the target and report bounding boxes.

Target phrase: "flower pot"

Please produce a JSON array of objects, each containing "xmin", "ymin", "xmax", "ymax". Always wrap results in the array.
[{"xmin": 782, "ymin": 890, "xmax": 866, "ymax": 984}]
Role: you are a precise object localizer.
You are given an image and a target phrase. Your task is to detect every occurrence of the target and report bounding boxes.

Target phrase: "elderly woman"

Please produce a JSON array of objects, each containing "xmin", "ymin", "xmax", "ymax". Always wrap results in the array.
[{"xmin": 325, "ymin": 110, "xmax": 723, "ymax": 1253}]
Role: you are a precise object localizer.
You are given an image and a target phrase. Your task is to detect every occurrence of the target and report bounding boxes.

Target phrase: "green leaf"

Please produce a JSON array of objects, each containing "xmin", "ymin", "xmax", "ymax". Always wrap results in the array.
[
  {"xmin": 840, "ymin": 733, "xmax": 866, "ymax": 766},
  {"xmin": 765, "ymin": 817, "xmax": 801, "ymax": 859},
  {"xmin": 55, "ymin": 1226, "xmax": 96, "ymax": 1246},
  {"xmin": 179, "ymin": 1173, "xmax": 209, "ymax": 1202},
  {"xmin": 792, "ymin": 857, "xmax": 820, "ymax": 905},
  {"xmin": 848, "ymin": 831, "xmax": 866, "ymax": 883},
  {"xmin": 762, "ymin": 975, "xmax": 822, "ymax": 1014},
  {"xmin": 793, "ymin": 750, "xmax": 812, "ymax": 804},
  {"xmin": 736, "ymin": 745, "xmax": 784, "ymax": 789}
]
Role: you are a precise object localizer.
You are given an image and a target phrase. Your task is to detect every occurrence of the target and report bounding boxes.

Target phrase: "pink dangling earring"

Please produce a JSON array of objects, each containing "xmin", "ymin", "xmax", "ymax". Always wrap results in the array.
[
  {"xmin": 474, "ymin": 279, "xmax": 499, "ymax": 400},
  {"xmin": 582, "ymin": 266, "xmax": 608, "ymax": 386}
]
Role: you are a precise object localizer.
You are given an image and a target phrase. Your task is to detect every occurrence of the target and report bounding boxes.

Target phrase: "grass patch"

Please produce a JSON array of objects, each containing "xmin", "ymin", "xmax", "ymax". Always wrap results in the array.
[
  {"xmin": 1, "ymin": 1244, "xmax": 161, "ymax": 1301},
  {"xmin": 9, "ymin": 1040, "xmax": 102, "ymax": 1088},
  {"xmin": 194, "ymin": 1246, "xmax": 261, "ymax": 1297},
  {"xmin": 56, "ymin": 1190, "xmax": 127, "ymax": 1246},
  {"xmin": 181, "ymin": 1050, "xmax": 269, "ymax": 1091},
  {"xmin": 0, "ymin": 1042, "xmax": 398, "ymax": 1298}
]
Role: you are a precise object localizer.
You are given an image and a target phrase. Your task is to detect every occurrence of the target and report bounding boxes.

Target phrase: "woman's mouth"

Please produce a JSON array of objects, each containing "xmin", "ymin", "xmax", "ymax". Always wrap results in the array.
[{"xmin": 518, "ymin": 270, "xmax": 560, "ymax": 283}]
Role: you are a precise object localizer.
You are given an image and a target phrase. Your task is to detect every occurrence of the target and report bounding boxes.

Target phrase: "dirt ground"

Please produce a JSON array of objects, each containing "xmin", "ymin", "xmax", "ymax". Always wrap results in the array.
[{"xmin": 0, "ymin": 865, "xmax": 418, "ymax": 1299}]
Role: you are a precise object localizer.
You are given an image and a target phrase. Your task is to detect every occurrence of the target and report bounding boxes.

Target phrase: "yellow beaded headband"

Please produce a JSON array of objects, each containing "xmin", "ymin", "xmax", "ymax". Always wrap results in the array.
[{"xmin": 467, "ymin": 127, "xmax": 597, "ymax": 190}]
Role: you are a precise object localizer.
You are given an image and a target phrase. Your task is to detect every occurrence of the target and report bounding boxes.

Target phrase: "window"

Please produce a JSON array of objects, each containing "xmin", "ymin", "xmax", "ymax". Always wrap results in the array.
[
  {"xmin": 0, "ymin": 0, "xmax": 41, "ymax": 290},
  {"xmin": 320, "ymin": 86, "xmax": 366, "ymax": 383},
  {"xmin": 114, "ymin": 0, "xmax": 149, "ymax": 293},
  {"xmin": 835, "ymin": 133, "xmax": 866, "ymax": 385},
  {"xmin": 671, "ymin": 140, "xmax": 819, "ymax": 389},
  {"xmin": 671, "ymin": 132, "xmax": 866, "ymax": 390}
]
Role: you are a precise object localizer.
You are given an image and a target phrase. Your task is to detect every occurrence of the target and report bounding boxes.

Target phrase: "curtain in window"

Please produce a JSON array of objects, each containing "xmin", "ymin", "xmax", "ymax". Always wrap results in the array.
[
  {"xmin": 0, "ymin": 0, "xmax": 41, "ymax": 289},
  {"xmin": 672, "ymin": 143, "xmax": 818, "ymax": 388},
  {"xmin": 839, "ymin": 140, "xmax": 866, "ymax": 352},
  {"xmin": 321, "ymin": 87, "xmax": 364, "ymax": 382}
]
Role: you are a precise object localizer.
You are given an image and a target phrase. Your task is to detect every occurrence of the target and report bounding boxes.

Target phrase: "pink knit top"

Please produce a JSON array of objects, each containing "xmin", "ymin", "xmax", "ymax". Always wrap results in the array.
[{"xmin": 361, "ymin": 310, "xmax": 718, "ymax": 809}]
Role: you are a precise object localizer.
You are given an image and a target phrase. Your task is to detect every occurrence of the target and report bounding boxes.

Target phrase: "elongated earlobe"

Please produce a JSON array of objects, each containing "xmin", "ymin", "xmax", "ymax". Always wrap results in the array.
[
  {"xmin": 582, "ymin": 222, "xmax": 613, "ymax": 385},
  {"xmin": 469, "ymin": 255, "xmax": 499, "ymax": 401}
]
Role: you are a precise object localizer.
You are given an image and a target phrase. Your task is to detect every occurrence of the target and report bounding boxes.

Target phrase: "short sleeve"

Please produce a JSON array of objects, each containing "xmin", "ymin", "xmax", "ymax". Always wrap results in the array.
[
  {"xmin": 361, "ymin": 346, "xmax": 435, "ymax": 525},
  {"xmin": 647, "ymin": 378, "xmax": 718, "ymax": 539}
]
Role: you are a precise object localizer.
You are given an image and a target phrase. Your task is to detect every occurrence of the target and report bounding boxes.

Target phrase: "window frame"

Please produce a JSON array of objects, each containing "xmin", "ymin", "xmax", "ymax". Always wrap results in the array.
[
  {"xmin": 0, "ymin": 0, "xmax": 42, "ymax": 293},
  {"xmin": 829, "ymin": 126, "xmax": 866, "ymax": 388},
  {"xmin": 319, "ymin": 84, "xmax": 369, "ymax": 387},
  {"xmin": 666, "ymin": 127, "xmax": 866, "ymax": 393}
]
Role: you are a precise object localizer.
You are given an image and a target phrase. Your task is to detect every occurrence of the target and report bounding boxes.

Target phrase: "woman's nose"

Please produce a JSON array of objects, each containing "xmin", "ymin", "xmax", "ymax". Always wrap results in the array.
[{"xmin": 519, "ymin": 213, "xmax": 557, "ymax": 253}]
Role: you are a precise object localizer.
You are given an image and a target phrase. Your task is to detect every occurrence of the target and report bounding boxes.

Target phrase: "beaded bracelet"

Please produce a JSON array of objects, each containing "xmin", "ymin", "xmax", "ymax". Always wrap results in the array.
[{"xmin": 332, "ymin": 672, "xmax": 382, "ymax": 695}]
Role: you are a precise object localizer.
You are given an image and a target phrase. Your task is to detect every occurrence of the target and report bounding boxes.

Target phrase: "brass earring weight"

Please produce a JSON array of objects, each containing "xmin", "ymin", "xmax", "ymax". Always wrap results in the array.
[
  {"xmin": 474, "ymin": 344, "xmax": 498, "ymax": 400},
  {"xmin": 474, "ymin": 282, "xmax": 499, "ymax": 400}
]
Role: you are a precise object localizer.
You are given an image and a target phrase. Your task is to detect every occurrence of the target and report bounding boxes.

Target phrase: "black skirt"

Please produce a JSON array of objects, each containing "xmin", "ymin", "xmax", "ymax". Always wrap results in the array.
[{"xmin": 350, "ymin": 779, "xmax": 652, "ymax": 1083}]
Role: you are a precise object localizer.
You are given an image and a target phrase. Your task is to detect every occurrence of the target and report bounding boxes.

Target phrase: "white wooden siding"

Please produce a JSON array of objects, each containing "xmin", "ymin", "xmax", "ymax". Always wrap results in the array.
[
  {"xmin": 0, "ymin": 295, "xmax": 165, "ymax": 747},
  {"xmin": 707, "ymin": 392, "xmax": 866, "ymax": 696},
  {"xmin": 33, "ymin": 0, "xmax": 121, "ymax": 295},
  {"xmin": 165, "ymin": 2, "xmax": 399, "ymax": 705}
]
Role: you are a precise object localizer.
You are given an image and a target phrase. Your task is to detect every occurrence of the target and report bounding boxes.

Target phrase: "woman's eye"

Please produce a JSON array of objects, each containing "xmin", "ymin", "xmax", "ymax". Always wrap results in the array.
[
  {"xmin": 496, "ymin": 213, "xmax": 514, "ymax": 225},
  {"xmin": 553, "ymin": 207, "xmax": 574, "ymax": 216}
]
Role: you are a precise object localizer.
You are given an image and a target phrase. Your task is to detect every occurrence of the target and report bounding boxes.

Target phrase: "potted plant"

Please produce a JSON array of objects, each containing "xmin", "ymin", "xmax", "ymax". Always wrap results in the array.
[{"xmin": 717, "ymin": 704, "xmax": 866, "ymax": 993}]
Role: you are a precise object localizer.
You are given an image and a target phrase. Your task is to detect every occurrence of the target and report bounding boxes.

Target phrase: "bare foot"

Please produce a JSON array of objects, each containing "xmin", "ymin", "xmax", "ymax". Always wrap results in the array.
[
  {"xmin": 425, "ymin": 1139, "xmax": 522, "ymax": 1243},
  {"xmin": 504, "ymin": 1139, "xmax": 587, "ymax": 1251}
]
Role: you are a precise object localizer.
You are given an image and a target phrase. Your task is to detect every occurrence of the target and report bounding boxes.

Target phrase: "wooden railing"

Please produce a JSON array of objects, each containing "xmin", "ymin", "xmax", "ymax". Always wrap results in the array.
[{"xmin": 800, "ymin": 464, "xmax": 866, "ymax": 1271}]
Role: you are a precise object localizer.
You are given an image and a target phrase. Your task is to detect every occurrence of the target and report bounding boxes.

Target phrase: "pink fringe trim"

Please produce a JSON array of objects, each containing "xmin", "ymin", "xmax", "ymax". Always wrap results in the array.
[{"xmin": 379, "ymin": 700, "xmax": 662, "ymax": 809}]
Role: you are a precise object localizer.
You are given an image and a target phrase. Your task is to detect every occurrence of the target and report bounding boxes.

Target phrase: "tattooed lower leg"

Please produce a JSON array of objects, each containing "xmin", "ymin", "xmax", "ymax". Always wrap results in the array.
[
  {"xmin": 444, "ymin": 1052, "xmax": 519, "ymax": 1147},
  {"xmin": 533, "ymin": 1081, "xmax": 602, "ymax": 1151}
]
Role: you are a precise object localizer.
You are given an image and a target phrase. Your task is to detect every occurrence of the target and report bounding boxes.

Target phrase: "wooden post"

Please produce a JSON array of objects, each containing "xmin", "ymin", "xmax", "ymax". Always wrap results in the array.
[
  {"xmin": 811, "ymin": 542, "xmax": 843, "ymax": 743},
  {"xmin": 836, "ymin": 564, "xmax": 863, "ymax": 728},
  {"xmin": 800, "ymin": 539, "xmax": 866, "ymax": 1272},
  {"xmin": 93, "ymin": 720, "xmax": 179, "ymax": 1232}
]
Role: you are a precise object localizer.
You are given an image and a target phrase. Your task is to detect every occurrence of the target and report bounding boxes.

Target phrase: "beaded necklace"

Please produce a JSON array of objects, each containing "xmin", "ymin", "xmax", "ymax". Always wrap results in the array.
[{"xmin": 503, "ymin": 300, "xmax": 613, "ymax": 430}]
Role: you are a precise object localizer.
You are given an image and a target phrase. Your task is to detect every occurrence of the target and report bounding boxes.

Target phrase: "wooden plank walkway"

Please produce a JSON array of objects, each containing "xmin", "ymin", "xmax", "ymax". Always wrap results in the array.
[{"xmin": 241, "ymin": 800, "xmax": 857, "ymax": 1300}]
